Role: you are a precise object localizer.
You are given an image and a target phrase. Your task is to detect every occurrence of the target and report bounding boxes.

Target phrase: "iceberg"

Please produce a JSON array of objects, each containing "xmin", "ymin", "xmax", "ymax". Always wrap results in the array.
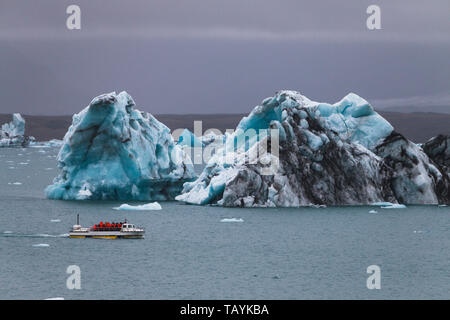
[
  {"xmin": 177, "ymin": 90, "xmax": 450, "ymax": 207},
  {"xmin": 422, "ymin": 135, "xmax": 449, "ymax": 175},
  {"xmin": 375, "ymin": 132, "xmax": 448, "ymax": 204},
  {"xmin": 113, "ymin": 202, "xmax": 162, "ymax": 211},
  {"xmin": 45, "ymin": 91, "xmax": 195, "ymax": 200},
  {"xmin": 0, "ymin": 113, "xmax": 34, "ymax": 147},
  {"xmin": 177, "ymin": 129, "xmax": 204, "ymax": 147}
]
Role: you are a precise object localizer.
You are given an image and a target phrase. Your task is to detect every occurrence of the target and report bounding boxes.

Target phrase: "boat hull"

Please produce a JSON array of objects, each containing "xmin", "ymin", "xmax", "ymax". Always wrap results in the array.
[{"xmin": 69, "ymin": 231, "xmax": 144, "ymax": 239}]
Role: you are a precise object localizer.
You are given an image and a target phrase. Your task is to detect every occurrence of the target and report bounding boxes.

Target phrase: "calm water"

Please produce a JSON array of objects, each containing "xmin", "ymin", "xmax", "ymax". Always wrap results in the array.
[{"xmin": 0, "ymin": 146, "xmax": 449, "ymax": 300}]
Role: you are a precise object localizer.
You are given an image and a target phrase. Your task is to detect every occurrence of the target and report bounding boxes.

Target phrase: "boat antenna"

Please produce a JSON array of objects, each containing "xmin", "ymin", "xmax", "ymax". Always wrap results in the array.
[{"xmin": 77, "ymin": 214, "xmax": 79, "ymax": 225}]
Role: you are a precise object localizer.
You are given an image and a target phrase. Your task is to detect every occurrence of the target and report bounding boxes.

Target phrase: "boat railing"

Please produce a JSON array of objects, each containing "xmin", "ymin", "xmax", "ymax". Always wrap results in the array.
[{"xmin": 90, "ymin": 227, "xmax": 122, "ymax": 231}]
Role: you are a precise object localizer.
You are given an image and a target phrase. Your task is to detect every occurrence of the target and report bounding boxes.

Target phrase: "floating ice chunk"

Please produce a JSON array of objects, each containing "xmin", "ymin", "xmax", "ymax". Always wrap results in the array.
[
  {"xmin": 113, "ymin": 202, "xmax": 162, "ymax": 211},
  {"xmin": 8, "ymin": 182, "xmax": 22, "ymax": 185},
  {"xmin": 309, "ymin": 204, "xmax": 327, "ymax": 208},
  {"xmin": 438, "ymin": 204, "xmax": 448, "ymax": 207},
  {"xmin": 44, "ymin": 139, "xmax": 64, "ymax": 148},
  {"xmin": 3, "ymin": 231, "xmax": 13, "ymax": 234},
  {"xmin": 369, "ymin": 210, "xmax": 378, "ymax": 213},
  {"xmin": 32, "ymin": 243, "xmax": 50, "ymax": 247},
  {"xmin": 220, "ymin": 218, "xmax": 244, "ymax": 222},
  {"xmin": 371, "ymin": 202, "xmax": 396, "ymax": 207},
  {"xmin": 50, "ymin": 219, "xmax": 61, "ymax": 223},
  {"xmin": 44, "ymin": 297, "xmax": 64, "ymax": 300},
  {"xmin": 380, "ymin": 204, "xmax": 407, "ymax": 209}
]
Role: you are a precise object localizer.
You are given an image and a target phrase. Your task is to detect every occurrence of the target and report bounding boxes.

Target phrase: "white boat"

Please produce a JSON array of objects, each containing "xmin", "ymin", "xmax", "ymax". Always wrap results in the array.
[{"xmin": 69, "ymin": 215, "xmax": 145, "ymax": 239}]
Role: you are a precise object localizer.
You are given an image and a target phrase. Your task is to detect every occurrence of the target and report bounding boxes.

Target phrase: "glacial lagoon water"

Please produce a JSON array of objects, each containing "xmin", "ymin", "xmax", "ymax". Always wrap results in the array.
[{"xmin": 0, "ymin": 146, "xmax": 449, "ymax": 299}]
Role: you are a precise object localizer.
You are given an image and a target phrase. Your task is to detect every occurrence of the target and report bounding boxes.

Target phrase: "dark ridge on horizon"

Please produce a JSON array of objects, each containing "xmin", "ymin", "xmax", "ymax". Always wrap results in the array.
[
  {"xmin": 1, "ymin": 112, "xmax": 449, "ymax": 143},
  {"xmin": 377, "ymin": 105, "xmax": 450, "ymax": 114}
]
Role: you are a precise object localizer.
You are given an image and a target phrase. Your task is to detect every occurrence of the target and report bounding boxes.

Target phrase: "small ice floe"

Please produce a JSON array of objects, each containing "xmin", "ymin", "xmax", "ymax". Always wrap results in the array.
[
  {"xmin": 8, "ymin": 182, "xmax": 22, "ymax": 185},
  {"xmin": 371, "ymin": 202, "xmax": 406, "ymax": 209},
  {"xmin": 18, "ymin": 162, "xmax": 28, "ymax": 165},
  {"xmin": 32, "ymin": 243, "xmax": 50, "ymax": 247},
  {"xmin": 438, "ymin": 204, "xmax": 448, "ymax": 207},
  {"xmin": 369, "ymin": 210, "xmax": 378, "ymax": 214},
  {"xmin": 413, "ymin": 230, "xmax": 425, "ymax": 234},
  {"xmin": 8, "ymin": 166, "xmax": 15, "ymax": 169},
  {"xmin": 50, "ymin": 219, "xmax": 61, "ymax": 223},
  {"xmin": 44, "ymin": 297, "xmax": 64, "ymax": 300},
  {"xmin": 309, "ymin": 204, "xmax": 327, "ymax": 208},
  {"xmin": 113, "ymin": 202, "xmax": 162, "ymax": 211},
  {"xmin": 220, "ymin": 218, "xmax": 244, "ymax": 223},
  {"xmin": 3, "ymin": 231, "xmax": 13, "ymax": 234},
  {"xmin": 380, "ymin": 204, "xmax": 406, "ymax": 209},
  {"xmin": 371, "ymin": 202, "xmax": 394, "ymax": 206},
  {"xmin": 45, "ymin": 168, "xmax": 53, "ymax": 170}
]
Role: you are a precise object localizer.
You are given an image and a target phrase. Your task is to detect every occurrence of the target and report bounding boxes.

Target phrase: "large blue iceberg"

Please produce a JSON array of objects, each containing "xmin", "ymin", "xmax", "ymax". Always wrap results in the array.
[
  {"xmin": 45, "ymin": 91, "xmax": 195, "ymax": 200},
  {"xmin": 176, "ymin": 91, "xmax": 450, "ymax": 206}
]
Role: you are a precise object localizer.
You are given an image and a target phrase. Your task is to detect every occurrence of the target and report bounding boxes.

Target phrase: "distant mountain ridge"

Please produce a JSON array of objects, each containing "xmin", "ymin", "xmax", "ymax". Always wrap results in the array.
[
  {"xmin": 376, "ymin": 105, "xmax": 450, "ymax": 114},
  {"xmin": 1, "ymin": 111, "xmax": 449, "ymax": 143}
]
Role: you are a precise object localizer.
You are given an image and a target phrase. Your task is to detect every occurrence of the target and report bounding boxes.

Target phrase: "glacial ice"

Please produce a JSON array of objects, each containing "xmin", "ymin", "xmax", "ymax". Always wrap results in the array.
[
  {"xmin": 177, "ymin": 129, "xmax": 204, "ymax": 147},
  {"xmin": 423, "ymin": 135, "xmax": 449, "ymax": 175},
  {"xmin": 45, "ymin": 91, "xmax": 195, "ymax": 200},
  {"xmin": 0, "ymin": 113, "xmax": 34, "ymax": 147},
  {"xmin": 177, "ymin": 90, "xmax": 450, "ymax": 207},
  {"xmin": 113, "ymin": 202, "xmax": 162, "ymax": 210},
  {"xmin": 32, "ymin": 244, "xmax": 50, "ymax": 247},
  {"xmin": 371, "ymin": 202, "xmax": 397, "ymax": 207},
  {"xmin": 380, "ymin": 204, "xmax": 407, "ymax": 209},
  {"xmin": 220, "ymin": 218, "xmax": 244, "ymax": 222},
  {"xmin": 2, "ymin": 113, "xmax": 25, "ymax": 136},
  {"xmin": 31, "ymin": 139, "xmax": 64, "ymax": 148}
]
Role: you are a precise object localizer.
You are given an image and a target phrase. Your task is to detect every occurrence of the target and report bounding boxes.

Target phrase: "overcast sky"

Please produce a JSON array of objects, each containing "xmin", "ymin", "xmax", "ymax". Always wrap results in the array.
[{"xmin": 0, "ymin": 0, "xmax": 449, "ymax": 115}]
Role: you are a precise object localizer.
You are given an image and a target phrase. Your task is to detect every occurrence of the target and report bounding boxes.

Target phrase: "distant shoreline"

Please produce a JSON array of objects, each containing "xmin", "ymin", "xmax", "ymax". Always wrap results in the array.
[{"xmin": 1, "ymin": 111, "xmax": 449, "ymax": 143}]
